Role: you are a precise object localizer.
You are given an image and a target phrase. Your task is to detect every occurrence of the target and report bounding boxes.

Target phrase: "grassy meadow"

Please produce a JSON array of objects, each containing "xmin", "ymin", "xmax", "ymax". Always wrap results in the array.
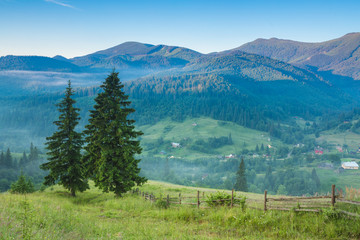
[
  {"xmin": 318, "ymin": 130, "xmax": 360, "ymax": 151},
  {"xmin": 138, "ymin": 117, "xmax": 281, "ymax": 160},
  {"xmin": 1, "ymin": 181, "xmax": 360, "ymax": 240}
]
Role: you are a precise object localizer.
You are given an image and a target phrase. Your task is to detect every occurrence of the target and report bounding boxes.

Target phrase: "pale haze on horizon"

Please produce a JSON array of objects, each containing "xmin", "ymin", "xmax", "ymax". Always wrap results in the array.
[{"xmin": 0, "ymin": 0, "xmax": 359, "ymax": 58}]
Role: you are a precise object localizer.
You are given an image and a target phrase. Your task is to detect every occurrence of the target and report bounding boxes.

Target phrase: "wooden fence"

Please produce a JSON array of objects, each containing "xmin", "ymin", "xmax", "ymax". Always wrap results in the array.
[
  {"xmin": 132, "ymin": 189, "xmax": 244, "ymax": 209},
  {"xmin": 131, "ymin": 185, "xmax": 360, "ymax": 217}
]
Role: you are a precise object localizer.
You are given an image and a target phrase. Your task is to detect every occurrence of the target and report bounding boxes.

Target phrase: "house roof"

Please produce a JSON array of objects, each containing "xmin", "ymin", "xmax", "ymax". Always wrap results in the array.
[{"xmin": 342, "ymin": 161, "xmax": 359, "ymax": 167}]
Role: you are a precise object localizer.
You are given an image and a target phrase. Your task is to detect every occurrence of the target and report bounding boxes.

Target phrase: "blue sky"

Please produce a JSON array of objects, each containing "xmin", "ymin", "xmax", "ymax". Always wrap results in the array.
[{"xmin": 0, "ymin": 0, "xmax": 359, "ymax": 58}]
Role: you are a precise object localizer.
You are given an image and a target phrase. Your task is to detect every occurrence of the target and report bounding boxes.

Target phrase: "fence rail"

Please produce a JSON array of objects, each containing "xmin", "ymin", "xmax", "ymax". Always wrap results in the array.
[{"xmin": 132, "ymin": 185, "xmax": 360, "ymax": 217}]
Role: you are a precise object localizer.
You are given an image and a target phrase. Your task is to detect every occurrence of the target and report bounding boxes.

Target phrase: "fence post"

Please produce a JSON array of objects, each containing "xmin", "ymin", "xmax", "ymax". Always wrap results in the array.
[
  {"xmin": 179, "ymin": 193, "xmax": 181, "ymax": 205},
  {"xmin": 264, "ymin": 190, "xmax": 267, "ymax": 212},
  {"xmin": 231, "ymin": 189, "xmax": 234, "ymax": 208},
  {"xmin": 331, "ymin": 184, "xmax": 336, "ymax": 207},
  {"xmin": 167, "ymin": 194, "xmax": 170, "ymax": 206},
  {"xmin": 197, "ymin": 191, "xmax": 200, "ymax": 208}
]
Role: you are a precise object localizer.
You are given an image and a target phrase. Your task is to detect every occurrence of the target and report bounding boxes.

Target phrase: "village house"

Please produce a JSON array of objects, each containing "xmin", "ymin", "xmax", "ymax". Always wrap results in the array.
[
  {"xmin": 341, "ymin": 161, "xmax": 359, "ymax": 170},
  {"xmin": 171, "ymin": 142, "xmax": 181, "ymax": 148},
  {"xmin": 225, "ymin": 154, "xmax": 235, "ymax": 159},
  {"xmin": 318, "ymin": 162, "xmax": 334, "ymax": 169},
  {"xmin": 314, "ymin": 146, "xmax": 324, "ymax": 155}
]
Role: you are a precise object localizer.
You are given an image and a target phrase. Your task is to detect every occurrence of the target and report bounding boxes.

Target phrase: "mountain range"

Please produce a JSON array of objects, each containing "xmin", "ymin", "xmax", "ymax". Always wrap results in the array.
[
  {"xmin": 1, "ymin": 33, "xmax": 359, "ymax": 81},
  {"xmin": 1, "ymin": 33, "xmax": 360, "ymax": 151}
]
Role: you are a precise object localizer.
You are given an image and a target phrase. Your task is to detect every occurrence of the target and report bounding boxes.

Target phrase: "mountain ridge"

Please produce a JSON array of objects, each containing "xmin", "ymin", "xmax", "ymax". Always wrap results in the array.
[{"xmin": 235, "ymin": 32, "xmax": 360, "ymax": 79}]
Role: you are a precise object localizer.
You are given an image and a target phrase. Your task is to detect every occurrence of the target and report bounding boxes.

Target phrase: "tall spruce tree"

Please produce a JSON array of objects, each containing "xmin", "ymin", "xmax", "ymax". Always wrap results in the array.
[
  {"xmin": 40, "ymin": 80, "xmax": 88, "ymax": 197},
  {"xmin": 0, "ymin": 151, "xmax": 4, "ymax": 166},
  {"xmin": 234, "ymin": 157, "xmax": 248, "ymax": 192},
  {"xmin": 311, "ymin": 168, "xmax": 321, "ymax": 191},
  {"xmin": 83, "ymin": 71, "xmax": 146, "ymax": 196},
  {"xmin": 5, "ymin": 148, "xmax": 12, "ymax": 168},
  {"xmin": 20, "ymin": 151, "xmax": 28, "ymax": 166}
]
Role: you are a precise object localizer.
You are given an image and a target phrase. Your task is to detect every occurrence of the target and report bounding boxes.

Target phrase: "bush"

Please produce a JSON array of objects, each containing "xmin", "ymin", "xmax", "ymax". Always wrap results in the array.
[
  {"xmin": 323, "ymin": 207, "xmax": 341, "ymax": 220},
  {"xmin": 205, "ymin": 191, "xmax": 246, "ymax": 210},
  {"xmin": 155, "ymin": 194, "xmax": 170, "ymax": 209}
]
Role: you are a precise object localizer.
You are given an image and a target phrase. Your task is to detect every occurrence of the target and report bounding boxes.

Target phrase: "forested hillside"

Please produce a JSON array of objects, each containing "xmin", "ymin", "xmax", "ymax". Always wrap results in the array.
[
  {"xmin": 0, "ymin": 56, "xmax": 82, "ymax": 72},
  {"xmin": 236, "ymin": 32, "xmax": 360, "ymax": 80}
]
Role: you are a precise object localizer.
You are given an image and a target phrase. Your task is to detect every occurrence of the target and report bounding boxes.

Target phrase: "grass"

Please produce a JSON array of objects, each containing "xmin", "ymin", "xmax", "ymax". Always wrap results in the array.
[
  {"xmin": 318, "ymin": 130, "xmax": 360, "ymax": 150},
  {"xmin": 1, "ymin": 181, "xmax": 360, "ymax": 239},
  {"xmin": 316, "ymin": 168, "xmax": 360, "ymax": 191},
  {"xmin": 139, "ymin": 117, "xmax": 283, "ymax": 160}
]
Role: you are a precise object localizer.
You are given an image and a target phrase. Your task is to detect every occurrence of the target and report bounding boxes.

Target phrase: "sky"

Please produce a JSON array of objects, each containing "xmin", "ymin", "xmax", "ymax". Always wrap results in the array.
[{"xmin": 0, "ymin": 0, "xmax": 359, "ymax": 58}]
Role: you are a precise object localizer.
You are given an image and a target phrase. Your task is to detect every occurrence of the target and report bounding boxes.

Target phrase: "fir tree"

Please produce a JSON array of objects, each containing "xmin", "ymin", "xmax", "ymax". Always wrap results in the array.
[
  {"xmin": 0, "ymin": 151, "xmax": 4, "ymax": 166},
  {"xmin": 5, "ymin": 148, "xmax": 12, "ymax": 168},
  {"xmin": 311, "ymin": 168, "xmax": 321, "ymax": 191},
  {"xmin": 20, "ymin": 151, "xmax": 28, "ymax": 166},
  {"xmin": 10, "ymin": 171, "xmax": 35, "ymax": 194},
  {"xmin": 29, "ymin": 143, "xmax": 34, "ymax": 161},
  {"xmin": 264, "ymin": 166, "xmax": 274, "ymax": 191},
  {"xmin": 29, "ymin": 143, "xmax": 39, "ymax": 161},
  {"xmin": 228, "ymin": 133, "xmax": 233, "ymax": 145},
  {"xmin": 234, "ymin": 157, "xmax": 248, "ymax": 192},
  {"xmin": 40, "ymin": 80, "xmax": 88, "ymax": 197},
  {"xmin": 83, "ymin": 71, "xmax": 146, "ymax": 196}
]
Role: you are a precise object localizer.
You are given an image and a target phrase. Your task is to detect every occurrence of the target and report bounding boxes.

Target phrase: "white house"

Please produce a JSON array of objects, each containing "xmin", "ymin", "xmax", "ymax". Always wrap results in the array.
[
  {"xmin": 171, "ymin": 142, "xmax": 181, "ymax": 148},
  {"xmin": 342, "ymin": 161, "xmax": 359, "ymax": 170}
]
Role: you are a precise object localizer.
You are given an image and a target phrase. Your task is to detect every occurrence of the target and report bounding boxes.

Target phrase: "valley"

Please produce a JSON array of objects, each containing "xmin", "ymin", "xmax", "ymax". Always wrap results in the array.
[{"xmin": 1, "ymin": 33, "xmax": 360, "ymax": 197}]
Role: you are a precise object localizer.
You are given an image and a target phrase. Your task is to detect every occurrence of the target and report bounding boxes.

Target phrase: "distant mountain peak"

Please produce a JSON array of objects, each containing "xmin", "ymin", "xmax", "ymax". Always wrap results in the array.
[
  {"xmin": 53, "ymin": 55, "xmax": 70, "ymax": 62},
  {"xmin": 70, "ymin": 41, "xmax": 202, "ymax": 70}
]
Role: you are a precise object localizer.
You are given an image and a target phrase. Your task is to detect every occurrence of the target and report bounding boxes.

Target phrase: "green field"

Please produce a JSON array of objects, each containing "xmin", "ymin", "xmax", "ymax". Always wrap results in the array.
[
  {"xmin": 318, "ymin": 130, "xmax": 360, "ymax": 151},
  {"xmin": 316, "ymin": 168, "xmax": 360, "ymax": 191},
  {"xmin": 138, "ymin": 117, "xmax": 282, "ymax": 160},
  {"xmin": 1, "ymin": 181, "xmax": 360, "ymax": 239}
]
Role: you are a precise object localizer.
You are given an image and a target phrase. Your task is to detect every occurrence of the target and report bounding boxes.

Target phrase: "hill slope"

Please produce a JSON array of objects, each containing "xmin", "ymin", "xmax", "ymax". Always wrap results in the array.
[
  {"xmin": 127, "ymin": 50, "xmax": 356, "ymax": 128},
  {"xmin": 0, "ymin": 55, "xmax": 82, "ymax": 72},
  {"xmin": 236, "ymin": 32, "xmax": 360, "ymax": 80},
  {"xmin": 1, "ymin": 181, "xmax": 359, "ymax": 239},
  {"xmin": 70, "ymin": 42, "xmax": 202, "ymax": 70}
]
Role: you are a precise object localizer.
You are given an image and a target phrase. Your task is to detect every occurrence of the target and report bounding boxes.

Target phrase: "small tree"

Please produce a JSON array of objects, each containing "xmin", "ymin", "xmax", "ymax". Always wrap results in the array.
[
  {"xmin": 83, "ymin": 71, "xmax": 146, "ymax": 197},
  {"xmin": 234, "ymin": 157, "xmax": 248, "ymax": 192},
  {"xmin": 10, "ymin": 172, "xmax": 35, "ymax": 194},
  {"xmin": 41, "ymin": 80, "xmax": 88, "ymax": 197}
]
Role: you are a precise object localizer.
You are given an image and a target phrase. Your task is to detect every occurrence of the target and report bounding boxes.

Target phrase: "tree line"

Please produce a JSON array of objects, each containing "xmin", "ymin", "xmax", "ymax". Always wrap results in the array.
[{"xmin": 0, "ymin": 143, "xmax": 42, "ymax": 192}]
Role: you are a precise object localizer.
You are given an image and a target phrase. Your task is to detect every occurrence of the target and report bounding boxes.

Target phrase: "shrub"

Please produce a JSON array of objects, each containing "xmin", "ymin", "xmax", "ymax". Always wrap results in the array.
[
  {"xmin": 323, "ymin": 207, "xmax": 341, "ymax": 220},
  {"xmin": 155, "ymin": 194, "xmax": 170, "ymax": 209},
  {"xmin": 205, "ymin": 191, "xmax": 246, "ymax": 210}
]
